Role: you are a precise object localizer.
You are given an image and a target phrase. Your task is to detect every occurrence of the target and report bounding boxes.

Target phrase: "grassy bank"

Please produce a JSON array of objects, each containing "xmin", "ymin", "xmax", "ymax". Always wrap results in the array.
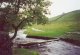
[
  {"xmin": 24, "ymin": 22, "xmax": 75, "ymax": 38},
  {"xmin": 13, "ymin": 48, "xmax": 39, "ymax": 55}
]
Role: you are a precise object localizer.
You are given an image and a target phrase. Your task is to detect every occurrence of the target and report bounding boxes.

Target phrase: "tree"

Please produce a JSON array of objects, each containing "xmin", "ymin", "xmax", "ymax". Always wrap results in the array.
[{"xmin": 0, "ymin": 0, "xmax": 51, "ymax": 55}]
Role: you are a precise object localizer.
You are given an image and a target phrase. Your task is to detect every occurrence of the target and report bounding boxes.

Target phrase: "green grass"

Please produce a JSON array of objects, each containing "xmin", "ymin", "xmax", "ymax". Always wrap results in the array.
[
  {"xmin": 13, "ymin": 48, "xmax": 39, "ymax": 55},
  {"xmin": 24, "ymin": 10, "xmax": 80, "ymax": 38},
  {"xmin": 50, "ymin": 10, "xmax": 80, "ymax": 22},
  {"xmin": 24, "ymin": 22, "xmax": 74, "ymax": 38}
]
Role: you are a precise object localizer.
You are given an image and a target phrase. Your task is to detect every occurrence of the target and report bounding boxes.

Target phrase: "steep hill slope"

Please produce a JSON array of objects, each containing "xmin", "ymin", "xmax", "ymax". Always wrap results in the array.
[{"xmin": 50, "ymin": 10, "xmax": 80, "ymax": 22}]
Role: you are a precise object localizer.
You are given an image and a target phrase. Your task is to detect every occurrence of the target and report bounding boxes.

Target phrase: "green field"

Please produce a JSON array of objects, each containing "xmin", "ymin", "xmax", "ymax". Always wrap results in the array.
[
  {"xmin": 24, "ymin": 22, "xmax": 74, "ymax": 37},
  {"xmin": 24, "ymin": 10, "xmax": 80, "ymax": 38}
]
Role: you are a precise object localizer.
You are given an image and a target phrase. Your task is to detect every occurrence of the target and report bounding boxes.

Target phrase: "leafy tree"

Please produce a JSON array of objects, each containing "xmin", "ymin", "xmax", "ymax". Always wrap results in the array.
[{"xmin": 0, "ymin": 0, "xmax": 51, "ymax": 55}]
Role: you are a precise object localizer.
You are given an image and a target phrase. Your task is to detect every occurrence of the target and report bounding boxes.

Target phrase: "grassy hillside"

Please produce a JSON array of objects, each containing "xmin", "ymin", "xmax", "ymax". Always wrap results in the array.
[
  {"xmin": 50, "ymin": 10, "xmax": 80, "ymax": 22},
  {"xmin": 51, "ymin": 10, "xmax": 80, "ymax": 31},
  {"xmin": 24, "ymin": 10, "xmax": 80, "ymax": 38}
]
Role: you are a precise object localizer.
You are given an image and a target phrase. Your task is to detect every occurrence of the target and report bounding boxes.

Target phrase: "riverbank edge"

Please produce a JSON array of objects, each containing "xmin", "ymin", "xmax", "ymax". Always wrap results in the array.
[{"xmin": 27, "ymin": 35, "xmax": 80, "ymax": 46}]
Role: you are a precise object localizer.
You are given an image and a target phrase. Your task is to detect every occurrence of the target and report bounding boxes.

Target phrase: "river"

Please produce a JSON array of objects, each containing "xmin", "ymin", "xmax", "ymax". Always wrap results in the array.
[
  {"xmin": 10, "ymin": 29, "xmax": 80, "ymax": 55},
  {"xmin": 26, "ymin": 40, "xmax": 80, "ymax": 55}
]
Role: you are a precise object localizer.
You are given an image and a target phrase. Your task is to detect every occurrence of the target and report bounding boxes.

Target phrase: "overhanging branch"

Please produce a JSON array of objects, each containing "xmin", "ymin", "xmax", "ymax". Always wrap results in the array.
[{"xmin": 10, "ymin": 18, "xmax": 28, "ymax": 40}]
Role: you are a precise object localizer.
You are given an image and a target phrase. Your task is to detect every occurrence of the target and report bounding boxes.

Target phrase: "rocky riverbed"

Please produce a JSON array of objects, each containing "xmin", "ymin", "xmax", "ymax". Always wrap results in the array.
[{"xmin": 25, "ymin": 39, "xmax": 80, "ymax": 55}]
